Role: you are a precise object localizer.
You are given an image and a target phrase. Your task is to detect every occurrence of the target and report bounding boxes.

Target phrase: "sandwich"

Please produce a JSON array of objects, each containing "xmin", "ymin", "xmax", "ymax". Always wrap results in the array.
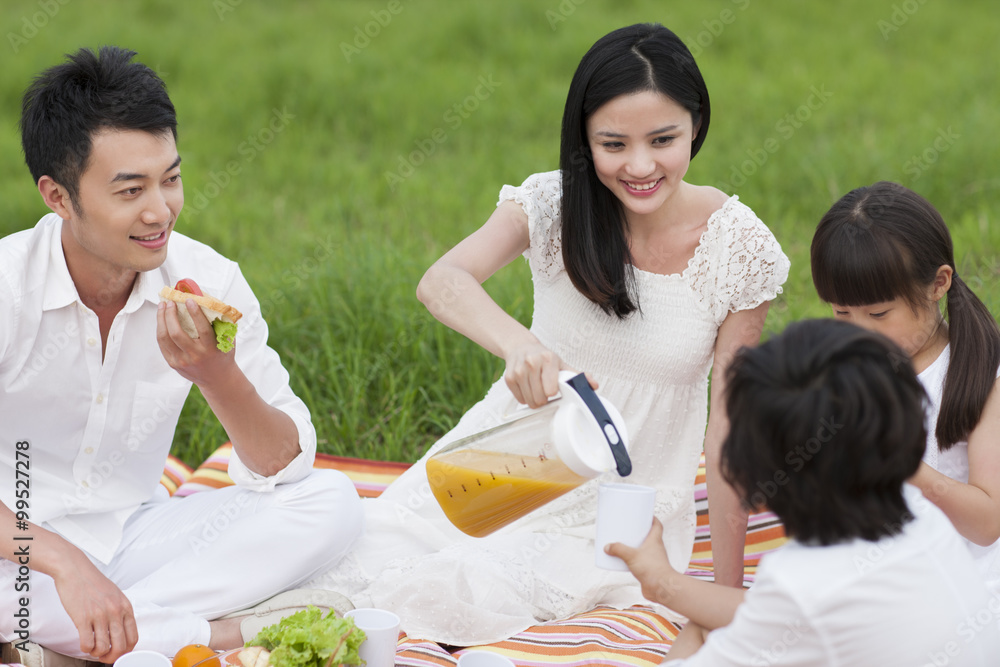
[{"xmin": 159, "ymin": 278, "xmax": 242, "ymax": 352}]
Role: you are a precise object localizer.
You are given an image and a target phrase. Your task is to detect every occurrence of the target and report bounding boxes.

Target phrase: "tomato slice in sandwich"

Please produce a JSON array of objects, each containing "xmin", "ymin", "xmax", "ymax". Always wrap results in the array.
[{"xmin": 174, "ymin": 278, "xmax": 204, "ymax": 296}]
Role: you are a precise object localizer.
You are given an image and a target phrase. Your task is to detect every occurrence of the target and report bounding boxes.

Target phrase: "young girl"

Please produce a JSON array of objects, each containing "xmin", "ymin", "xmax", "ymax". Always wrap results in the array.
[
  {"xmin": 811, "ymin": 180, "xmax": 1000, "ymax": 596},
  {"xmin": 306, "ymin": 23, "xmax": 789, "ymax": 644}
]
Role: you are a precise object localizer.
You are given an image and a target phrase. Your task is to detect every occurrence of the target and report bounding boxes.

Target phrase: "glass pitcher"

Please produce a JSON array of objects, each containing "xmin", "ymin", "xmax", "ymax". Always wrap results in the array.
[{"xmin": 427, "ymin": 372, "xmax": 631, "ymax": 537}]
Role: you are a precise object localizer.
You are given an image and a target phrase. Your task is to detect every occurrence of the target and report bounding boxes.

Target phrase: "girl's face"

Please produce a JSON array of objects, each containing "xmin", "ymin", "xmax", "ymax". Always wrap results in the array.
[
  {"xmin": 829, "ymin": 267, "xmax": 952, "ymax": 367},
  {"xmin": 586, "ymin": 91, "xmax": 697, "ymax": 220},
  {"xmin": 830, "ymin": 297, "xmax": 945, "ymax": 361}
]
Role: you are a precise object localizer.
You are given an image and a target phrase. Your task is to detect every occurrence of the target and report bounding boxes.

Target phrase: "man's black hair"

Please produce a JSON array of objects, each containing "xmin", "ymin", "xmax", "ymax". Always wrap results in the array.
[{"xmin": 20, "ymin": 45, "xmax": 177, "ymax": 207}]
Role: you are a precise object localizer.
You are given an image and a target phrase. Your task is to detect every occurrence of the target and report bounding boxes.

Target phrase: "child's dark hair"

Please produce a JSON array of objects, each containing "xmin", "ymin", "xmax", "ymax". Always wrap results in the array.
[
  {"xmin": 559, "ymin": 23, "xmax": 709, "ymax": 319},
  {"xmin": 721, "ymin": 319, "xmax": 927, "ymax": 545},
  {"xmin": 811, "ymin": 181, "xmax": 1000, "ymax": 450},
  {"xmin": 20, "ymin": 45, "xmax": 177, "ymax": 208}
]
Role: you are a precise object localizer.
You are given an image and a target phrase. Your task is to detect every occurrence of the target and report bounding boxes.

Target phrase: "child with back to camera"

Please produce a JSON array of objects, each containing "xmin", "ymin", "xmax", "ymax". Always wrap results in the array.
[
  {"xmin": 610, "ymin": 319, "xmax": 1000, "ymax": 664},
  {"xmin": 811, "ymin": 181, "xmax": 1000, "ymax": 597},
  {"xmin": 305, "ymin": 22, "xmax": 789, "ymax": 643}
]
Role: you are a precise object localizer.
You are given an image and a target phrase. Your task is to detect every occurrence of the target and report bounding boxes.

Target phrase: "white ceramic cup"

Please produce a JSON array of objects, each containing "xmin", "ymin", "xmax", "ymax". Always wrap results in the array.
[
  {"xmin": 344, "ymin": 607, "xmax": 401, "ymax": 667},
  {"xmin": 113, "ymin": 651, "xmax": 172, "ymax": 667},
  {"xmin": 595, "ymin": 482, "xmax": 656, "ymax": 571},
  {"xmin": 457, "ymin": 650, "xmax": 517, "ymax": 667}
]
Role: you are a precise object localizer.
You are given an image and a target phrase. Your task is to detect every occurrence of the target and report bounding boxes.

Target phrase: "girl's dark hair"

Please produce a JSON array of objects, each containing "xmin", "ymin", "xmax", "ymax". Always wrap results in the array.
[
  {"xmin": 20, "ymin": 46, "xmax": 177, "ymax": 207},
  {"xmin": 559, "ymin": 23, "xmax": 710, "ymax": 318},
  {"xmin": 811, "ymin": 182, "xmax": 1000, "ymax": 449},
  {"xmin": 722, "ymin": 319, "xmax": 927, "ymax": 545}
]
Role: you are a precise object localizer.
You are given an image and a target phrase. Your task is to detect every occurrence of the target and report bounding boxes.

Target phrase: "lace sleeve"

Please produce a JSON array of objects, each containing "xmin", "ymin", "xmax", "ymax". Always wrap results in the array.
[
  {"xmin": 720, "ymin": 202, "xmax": 790, "ymax": 322},
  {"xmin": 497, "ymin": 170, "xmax": 564, "ymax": 281},
  {"xmin": 690, "ymin": 198, "xmax": 790, "ymax": 325}
]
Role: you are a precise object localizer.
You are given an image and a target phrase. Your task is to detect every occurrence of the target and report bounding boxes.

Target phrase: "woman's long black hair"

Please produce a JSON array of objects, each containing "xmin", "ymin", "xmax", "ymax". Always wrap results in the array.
[
  {"xmin": 811, "ymin": 182, "xmax": 1000, "ymax": 449},
  {"xmin": 559, "ymin": 23, "xmax": 710, "ymax": 318}
]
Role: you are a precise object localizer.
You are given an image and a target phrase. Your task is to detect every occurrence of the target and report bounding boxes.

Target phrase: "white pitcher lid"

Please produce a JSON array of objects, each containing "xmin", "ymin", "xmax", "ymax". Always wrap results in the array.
[{"xmin": 551, "ymin": 372, "xmax": 630, "ymax": 478}]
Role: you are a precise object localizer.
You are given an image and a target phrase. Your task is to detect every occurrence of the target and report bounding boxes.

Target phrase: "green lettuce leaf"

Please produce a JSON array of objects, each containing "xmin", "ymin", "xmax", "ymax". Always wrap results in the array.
[
  {"xmin": 212, "ymin": 319, "xmax": 238, "ymax": 353},
  {"xmin": 246, "ymin": 606, "xmax": 366, "ymax": 667}
]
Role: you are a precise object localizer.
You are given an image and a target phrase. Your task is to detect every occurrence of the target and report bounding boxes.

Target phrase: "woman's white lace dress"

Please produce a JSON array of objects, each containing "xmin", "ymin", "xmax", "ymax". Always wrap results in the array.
[{"xmin": 305, "ymin": 170, "xmax": 790, "ymax": 644}]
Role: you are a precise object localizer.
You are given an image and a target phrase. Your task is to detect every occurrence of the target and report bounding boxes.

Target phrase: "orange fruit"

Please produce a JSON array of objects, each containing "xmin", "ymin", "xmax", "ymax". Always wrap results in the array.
[{"xmin": 173, "ymin": 644, "xmax": 218, "ymax": 667}]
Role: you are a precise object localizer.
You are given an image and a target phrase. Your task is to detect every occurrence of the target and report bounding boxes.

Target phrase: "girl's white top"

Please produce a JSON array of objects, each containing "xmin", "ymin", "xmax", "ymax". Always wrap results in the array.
[
  {"xmin": 306, "ymin": 170, "xmax": 790, "ymax": 644},
  {"xmin": 918, "ymin": 343, "xmax": 1000, "ymax": 596}
]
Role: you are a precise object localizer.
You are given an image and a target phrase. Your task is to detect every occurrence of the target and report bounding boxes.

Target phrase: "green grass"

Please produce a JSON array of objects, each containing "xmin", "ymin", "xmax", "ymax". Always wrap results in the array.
[{"xmin": 2, "ymin": 0, "xmax": 998, "ymax": 466}]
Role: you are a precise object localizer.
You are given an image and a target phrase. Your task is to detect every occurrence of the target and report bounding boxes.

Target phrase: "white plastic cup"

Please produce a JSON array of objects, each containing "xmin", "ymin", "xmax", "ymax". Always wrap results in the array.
[
  {"xmin": 113, "ymin": 651, "xmax": 172, "ymax": 667},
  {"xmin": 344, "ymin": 607, "xmax": 401, "ymax": 667},
  {"xmin": 457, "ymin": 650, "xmax": 517, "ymax": 667},
  {"xmin": 595, "ymin": 483, "xmax": 656, "ymax": 571}
]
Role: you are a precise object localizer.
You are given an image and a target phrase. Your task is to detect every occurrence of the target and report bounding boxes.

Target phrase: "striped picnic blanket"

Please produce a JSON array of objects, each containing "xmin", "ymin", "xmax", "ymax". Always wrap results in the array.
[
  {"xmin": 161, "ymin": 444, "xmax": 787, "ymax": 666},
  {"xmin": 163, "ymin": 444, "xmax": 411, "ymax": 499}
]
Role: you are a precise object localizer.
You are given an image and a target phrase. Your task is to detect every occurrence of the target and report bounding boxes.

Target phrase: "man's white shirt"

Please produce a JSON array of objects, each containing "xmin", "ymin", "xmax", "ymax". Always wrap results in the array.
[{"xmin": 0, "ymin": 214, "xmax": 316, "ymax": 563}]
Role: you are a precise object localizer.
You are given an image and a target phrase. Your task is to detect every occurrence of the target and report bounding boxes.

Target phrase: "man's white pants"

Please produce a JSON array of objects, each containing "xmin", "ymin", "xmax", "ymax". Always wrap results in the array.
[{"xmin": 1, "ymin": 469, "xmax": 363, "ymax": 655}]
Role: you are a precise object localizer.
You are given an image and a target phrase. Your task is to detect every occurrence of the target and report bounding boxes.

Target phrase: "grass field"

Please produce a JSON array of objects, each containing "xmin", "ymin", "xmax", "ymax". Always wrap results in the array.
[{"xmin": 2, "ymin": 0, "xmax": 998, "ymax": 467}]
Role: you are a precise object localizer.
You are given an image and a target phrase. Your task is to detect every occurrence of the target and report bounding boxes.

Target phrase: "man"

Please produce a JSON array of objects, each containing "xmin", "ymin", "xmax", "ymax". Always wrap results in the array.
[{"xmin": 0, "ymin": 47, "xmax": 361, "ymax": 663}]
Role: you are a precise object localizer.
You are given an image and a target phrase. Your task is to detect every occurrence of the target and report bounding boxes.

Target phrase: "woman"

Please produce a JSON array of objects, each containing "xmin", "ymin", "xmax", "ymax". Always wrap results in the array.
[{"xmin": 308, "ymin": 23, "xmax": 789, "ymax": 645}]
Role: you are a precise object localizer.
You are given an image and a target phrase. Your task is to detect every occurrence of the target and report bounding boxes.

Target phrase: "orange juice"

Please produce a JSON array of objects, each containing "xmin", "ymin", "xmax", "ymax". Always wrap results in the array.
[{"xmin": 427, "ymin": 448, "xmax": 588, "ymax": 537}]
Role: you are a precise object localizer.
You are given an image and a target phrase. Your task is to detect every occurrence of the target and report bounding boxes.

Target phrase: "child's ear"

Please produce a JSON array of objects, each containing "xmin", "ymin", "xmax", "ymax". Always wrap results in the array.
[{"xmin": 931, "ymin": 264, "xmax": 953, "ymax": 300}]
